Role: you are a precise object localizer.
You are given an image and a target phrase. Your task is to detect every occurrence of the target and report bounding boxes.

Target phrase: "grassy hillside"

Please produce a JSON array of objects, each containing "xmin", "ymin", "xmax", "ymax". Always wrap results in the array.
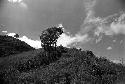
[
  {"xmin": 0, "ymin": 35, "xmax": 35, "ymax": 57},
  {"xmin": 0, "ymin": 45, "xmax": 125, "ymax": 84}
]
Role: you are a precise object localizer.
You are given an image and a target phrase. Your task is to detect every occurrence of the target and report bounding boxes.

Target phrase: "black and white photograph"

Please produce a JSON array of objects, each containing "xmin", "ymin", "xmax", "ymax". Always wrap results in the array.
[{"xmin": 0, "ymin": 0, "xmax": 125, "ymax": 84}]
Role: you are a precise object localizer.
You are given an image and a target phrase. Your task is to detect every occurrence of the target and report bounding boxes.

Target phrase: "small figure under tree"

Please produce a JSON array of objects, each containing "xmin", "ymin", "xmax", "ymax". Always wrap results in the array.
[{"xmin": 40, "ymin": 26, "xmax": 64, "ymax": 52}]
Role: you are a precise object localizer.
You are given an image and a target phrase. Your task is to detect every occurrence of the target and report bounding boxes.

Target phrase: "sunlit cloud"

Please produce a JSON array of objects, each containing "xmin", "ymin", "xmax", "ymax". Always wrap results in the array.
[
  {"xmin": 2, "ymin": 31, "xmax": 7, "ymax": 33},
  {"xmin": 7, "ymin": 33, "xmax": 17, "ymax": 37},
  {"xmin": 18, "ymin": 36, "xmax": 41, "ymax": 49},
  {"xmin": 107, "ymin": 46, "xmax": 112, "ymax": 50},
  {"xmin": 110, "ymin": 59, "xmax": 121, "ymax": 64},
  {"xmin": 90, "ymin": 12, "xmax": 125, "ymax": 36},
  {"xmin": 6, "ymin": 32, "xmax": 41, "ymax": 49},
  {"xmin": 81, "ymin": 6, "xmax": 125, "ymax": 37},
  {"xmin": 80, "ymin": 0, "xmax": 125, "ymax": 41},
  {"xmin": 57, "ymin": 33, "xmax": 90, "ymax": 47},
  {"xmin": 56, "ymin": 0, "xmax": 97, "ymax": 47},
  {"xmin": 110, "ymin": 22, "xmax": 125, "ymax": 35},
  {"xmin": 56, "ymin": 24, "xmax": 90, "ymax": 47},
  {"xmin": 83, "ymin": 0, "xmax": 97, "ymax": 24},
  {"xmin": 8, "ymin": 0, "xmax": 28, "ymax": 9},
  {"xmin": 8, "ymin": 0, "xmax": 22, "ymax": 3},
  {"xmin": 98, "ymin": 12, "xmax": 125, "ymax": 36},
  {"xmin": 19, "ymin": 2, "xmax": 27, "ymax": 8}
]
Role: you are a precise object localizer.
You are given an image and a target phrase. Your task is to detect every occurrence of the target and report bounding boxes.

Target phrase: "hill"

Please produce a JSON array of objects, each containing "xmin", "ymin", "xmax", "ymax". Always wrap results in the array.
[
  {"xmin": 0, "ymin": 35, "xmax": 35, "ymax": 57},
  {"xmin": 0, "ymin": 45, "xmax": 125, "ymax": 84}
]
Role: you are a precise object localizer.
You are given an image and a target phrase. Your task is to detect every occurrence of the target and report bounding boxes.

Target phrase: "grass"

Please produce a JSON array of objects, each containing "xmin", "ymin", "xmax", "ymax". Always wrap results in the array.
[
  {"xmin": 0, "ymin": 46, "xmax": 125, "ymax": 84},
  {"xmin": 0, "ymin": 35, "xmax": 35, "ymax": 57}
]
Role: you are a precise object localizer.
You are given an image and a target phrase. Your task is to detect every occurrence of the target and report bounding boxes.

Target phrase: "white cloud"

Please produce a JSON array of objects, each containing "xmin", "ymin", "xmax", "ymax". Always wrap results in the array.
[
  {"xmin": 18, "ymin": 36, "xmax": 41, "ymax": 49},
  {"xmin": 82, "ymin": 11, "xmax": 125, "ymax": 37},
  {"xmin": 8, "ymin": 0, "xmax": 28, "ymax": 9},
  {"xmin": 110, "ymin": 22, "xmax": 125, "ymax": 35},
  {"xmin": 7, "ymin": 33, "xmax": 16, "ymax": 37},
  {"xmin": 83, "ymin": 0, "xmax": 97, "ymax": 23},
  {"xmin": 54, "ymin": 0, "xmax": 98, "ymax": 48},
  {"xmin": 107, "ymin": 46, "xmax": 112, "ymax": 50},
  {"xmin": 96, "ymin": 12, "xmax": 125, "ymax": 36},
  {"xmin": 110, "ymin": 59, "xmax": 121, "ymax": 64},
  {"xmin": 97, "ymin": 12, "xmax": 125, "ymax": 35},
  {"xmin": 57, "ymin": 33, "xmax": 89, "ymax": 47},
  {"xmin": 56, "ymin": 24, "xmax": 90, "ymax": 47},
  {"xmin": 20, "ymin": 2, "xmax": 28, "ymax": 9},
  {"xmin": 2, "ymin": 31, "xmax": 8, "ymax": 33},
  {"xmin": 80, "ymin": 0, "xmax": 125, "ymax": 39},
  {"xmin": 7, "ymin": 33, "xmax": 41, "ymax": 49},
  {"xmin": 8, "ymin": 0, "xmax": 22, "ymax": 3}
]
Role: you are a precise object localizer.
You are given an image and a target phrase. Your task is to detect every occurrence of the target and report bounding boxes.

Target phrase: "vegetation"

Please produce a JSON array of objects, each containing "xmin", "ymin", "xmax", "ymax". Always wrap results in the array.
[
  {"xmin": 0, "ymin": 35, "xmax": 35, "ymax": 57},
  {"xmin": 0, "ymin": 45, "xmax": 125, "ymax": 84},
  {"xmin": 14, "ymin": 34, "xmax": 19, "ymax": 38},
  {"xmin": 40, "ymin": 26, "xmax": 63, "ymax": 52},
  {"xmin": 0, "ymin": 28, "xmax": 125, "ymax": 84}
]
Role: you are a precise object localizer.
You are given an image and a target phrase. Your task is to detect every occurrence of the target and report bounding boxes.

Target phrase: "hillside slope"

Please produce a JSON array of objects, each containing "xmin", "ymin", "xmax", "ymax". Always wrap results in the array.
[
  {"xmin": 0, "ymin": 46, "xmax": 125, "ymax": 84},
  {"xmin": 0, "ymin": 35, "xmax": 35, "ymax": 57}
]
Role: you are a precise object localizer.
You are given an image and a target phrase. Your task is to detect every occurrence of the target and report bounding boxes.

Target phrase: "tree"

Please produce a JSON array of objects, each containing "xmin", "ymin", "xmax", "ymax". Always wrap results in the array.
[
  {"xmin": 40, "ymin": 26, "xmax": 63, "ymax": 51},
  {"xmin": 14, "ymin": 34, "xmax": 19, "ymax": 38}
]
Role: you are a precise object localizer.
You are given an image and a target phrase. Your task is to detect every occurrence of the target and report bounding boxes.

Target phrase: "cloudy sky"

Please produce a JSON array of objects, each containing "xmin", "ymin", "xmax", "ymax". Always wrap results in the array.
[{"xmin": 0, "ymin": 0, "xmax": 125, "ymax": 63}]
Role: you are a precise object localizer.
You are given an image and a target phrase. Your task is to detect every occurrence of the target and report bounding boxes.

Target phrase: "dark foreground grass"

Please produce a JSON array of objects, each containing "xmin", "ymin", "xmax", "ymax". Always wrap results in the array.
[{"xmin": 0, "ymin": 46, "xmax": 125, "ymax": 84}]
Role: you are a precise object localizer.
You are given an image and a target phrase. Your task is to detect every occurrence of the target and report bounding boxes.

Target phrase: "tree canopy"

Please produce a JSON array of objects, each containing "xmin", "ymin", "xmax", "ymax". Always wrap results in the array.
[{"xmin": 40, "ymin": 26, "xmax": 64, "ymax": 51}]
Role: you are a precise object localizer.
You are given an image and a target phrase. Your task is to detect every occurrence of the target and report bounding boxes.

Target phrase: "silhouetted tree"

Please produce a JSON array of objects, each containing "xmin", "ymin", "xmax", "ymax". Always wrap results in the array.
[
  {"xmin": 40, "ymin": 26, "xmax": 63, "ymax": 51},
  {"xmin": 14, "ymin": 34, "xmax": 19, "ymax": 38}
]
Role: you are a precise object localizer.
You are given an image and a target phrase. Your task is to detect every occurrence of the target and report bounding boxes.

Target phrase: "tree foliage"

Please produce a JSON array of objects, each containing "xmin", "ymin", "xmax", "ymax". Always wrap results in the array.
[
  {"xmin": 14, "ymin": 34, "xmax": 19, "ymax": 38},
  {"xmin": 40, "ymin": 26, "xmax": 63, "ymax": 51}
]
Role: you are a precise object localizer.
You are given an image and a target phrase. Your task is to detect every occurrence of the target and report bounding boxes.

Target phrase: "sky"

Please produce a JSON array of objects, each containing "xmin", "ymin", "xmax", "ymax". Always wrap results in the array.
[{"xmin": 0, "ymin": 0, "xmax": 125, "ymax": 63}]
